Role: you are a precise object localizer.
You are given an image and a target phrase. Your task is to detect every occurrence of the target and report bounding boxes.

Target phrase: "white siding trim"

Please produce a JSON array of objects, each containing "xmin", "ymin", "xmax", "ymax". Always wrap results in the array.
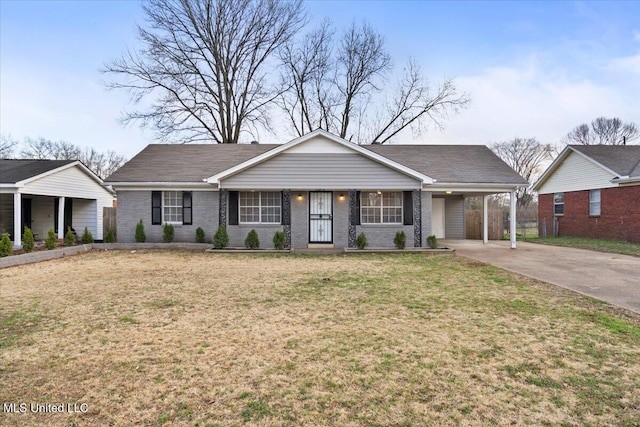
[
  {"xmin": 536, "ymin": 151, "xmax": 617, "ymax": 194},
  {"xmin": 206, "ymin": 130, "xmax": 434, "ymax": 184}
]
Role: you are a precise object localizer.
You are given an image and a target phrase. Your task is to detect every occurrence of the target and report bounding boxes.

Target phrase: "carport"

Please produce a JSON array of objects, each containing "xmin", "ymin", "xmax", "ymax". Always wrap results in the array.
[{"xmin": 0, "ymin": 159, "xmax": 115, "ymax": 247}]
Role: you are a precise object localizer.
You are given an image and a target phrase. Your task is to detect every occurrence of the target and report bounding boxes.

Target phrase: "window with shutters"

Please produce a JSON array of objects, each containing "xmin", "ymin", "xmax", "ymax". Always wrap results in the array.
[
  {"xmin": 152, "ymin": 191, "xmax": 192, "ymax": 225},
  {"xmin": 360, "ymin": 191, "xmax": 403, "ymax": 224},
  {"xmin": 239, "ymin": 192, "xmax": 281, "ymax": 224}
]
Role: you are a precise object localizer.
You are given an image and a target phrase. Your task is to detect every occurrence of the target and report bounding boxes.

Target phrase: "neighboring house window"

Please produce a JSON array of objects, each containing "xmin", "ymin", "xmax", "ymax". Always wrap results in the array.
[
  {"xmin": 360, "ymin": 191, "xmax": 403, "ymax": 224},
  {"xmin": 553, "ymin": 193, "xmax": 564, "ymax": 215},
  {"xmin": 589, "ymin": 189, "xmax": 601, "ymax": 216},
  {"xmin": 152, "ymin": 191, "xmax": 192, "ymax": 225},
  {"xmin": 239, "ymin": 191, "xmax": 281, "ymax": 224}
]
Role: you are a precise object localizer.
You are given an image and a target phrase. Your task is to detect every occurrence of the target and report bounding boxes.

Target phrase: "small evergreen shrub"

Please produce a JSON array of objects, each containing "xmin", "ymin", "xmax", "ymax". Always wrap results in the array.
[
  {"xmin": 104, "ymin": 228, "xmax": 116, "ymax": 243},
  {"xmin": 245, "ymin": 229, "xmax": 260, "ymax": 249},
  {"xmin": 195, "ymin": 227, "xmax": 205, "ymax": 243},
  {"xmin": 135, "ymin": 220, "xmax": 146, "ymax": 243},
  {"xmin": 355, "ymin": 232, "xmax": 368, "ymax": 250},
  {"xmin": 394, "ymin": 231, "xmax": 406, "ymax": 249},
  {"xmin": 80, "ymin": 227, "xmax": 94, "ymax": 244},
  {"xmin": 427, "ymin": 234, "xmax": 438, "ymax": 249},
  {"xmin": 213, "ymin": 226, "xmax": 229, "ymax": 249},
  {"xmin": 64, "ymin": 227, "xmax": 76, "ymax": 246},
  {"xmin": 22, "ymin": 227, "xmax": 35, "ymax": 253},
  {"xmin": 163, "ymin": 223, "xmax": 174, "ymax": 243},
  {"xmin": 273, "ymin": 231, "xmax": 287, "ymax": 250},
  {"xmin": 45, "ymin": 228, "xmax": 58, "ymax": 250},
  {"xmin": 0, "ymin": 233, "xmax": 13, "ymax": 257}
]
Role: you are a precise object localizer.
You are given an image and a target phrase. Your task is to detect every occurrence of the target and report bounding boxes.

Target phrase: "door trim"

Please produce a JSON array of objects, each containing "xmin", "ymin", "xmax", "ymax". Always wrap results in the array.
[{"xmin": 308, "ymin": 191, "xmax": 333, "ymax": 244}]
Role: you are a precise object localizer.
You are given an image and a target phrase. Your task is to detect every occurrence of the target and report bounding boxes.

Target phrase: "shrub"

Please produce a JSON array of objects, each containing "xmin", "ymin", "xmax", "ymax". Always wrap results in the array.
[
  {"xmin": 245, "ymin": 229, "xmax": 260, "ymax": 249},
  {"xmin": 0, "ymin": 233, "xmax": 13, "ymax": 257},
  {"xmin": 355, "ymin": 232, "xmax": 368, "ymax": 250},
  {"xmin": 135, "ymin": 220, "xmax": 146, "ymax": 243},
  {"xmin": 22, "ymin": 227, "xmax": 35, "ymax": 253},
  {"xmin": 104, "ymin": 228, "xmax": 116, "ymax": 243},
  {"xmin": 195, "ymin": 227, "xmax": 205, "ymax": 243},
  {"xmin": 80, "ymin": 227, "xmax": 94, "ymax": 244},
  {"xmin": 64, "ymin": 227, "xmax": 76, "ymax": 246},
  {"xmin": 163, "ymin": 223, "xmax": 174, "ymax": 243},
  {"xmin": 45, "ymin": 228, "xmax": 58, "ymax": 250},
  {"xmin": 213, "ymin": 226, "xmax": 229, "ymax": 249},
  {"xmin": 394, "ymin": 231, "xmax": 406, "ymax": 249},
  {"xmin": 273, "ymin": 231, "xmax": 287, "ymax": 250},
  {"xmin": 427, "ymin": 234, "xmax": 438, "ymax": 249}
]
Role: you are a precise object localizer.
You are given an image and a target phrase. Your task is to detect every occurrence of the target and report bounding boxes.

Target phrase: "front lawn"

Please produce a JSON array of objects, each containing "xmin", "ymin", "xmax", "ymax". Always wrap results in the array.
[
  {"xmin": 524, "ymin": 236, "xmax": 640, "ymax": 257},
  {"xmin": 1, "ymin": 251, "xmax": 639, "ymax": 426}
]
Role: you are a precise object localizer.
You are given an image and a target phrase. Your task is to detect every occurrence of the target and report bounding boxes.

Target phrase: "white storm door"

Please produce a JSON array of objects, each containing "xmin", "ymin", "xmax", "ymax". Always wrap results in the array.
[
  {"xmin": 431, "ymin": 198, "xmax": 445, "ymax": 239},
  {"xmin": 309, "ymin": 192, "xmax": 333, "ymax": 243}
]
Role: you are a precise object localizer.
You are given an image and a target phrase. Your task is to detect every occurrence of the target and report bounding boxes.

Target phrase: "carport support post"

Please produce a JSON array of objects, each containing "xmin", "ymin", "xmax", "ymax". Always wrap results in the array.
[
  {"xmin": 57, "ymin": 197, "xmax": 65, "ymax": 239},
  {"xmin": 510, "ymin": 191, "xmax": 517, "ymax": 249},
  {"xmin": 13, "ymin": 192, "xmax": 21, "ymax": 248},
  {"xmin": 482, "ymin": 194, "xmax": 489, "ymax": 244}
]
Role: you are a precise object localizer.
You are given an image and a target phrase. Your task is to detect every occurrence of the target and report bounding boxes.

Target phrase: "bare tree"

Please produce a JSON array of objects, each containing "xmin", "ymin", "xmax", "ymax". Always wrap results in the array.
[
  {"xmin": 279, "ymin": 21, "xmax": 470, "ymax": 144},
  {"xmin": 491, "ymin": 138, "xmax": 553, "ymax": 207},
  {"xmin": 104, "ymin": 0, "xmax": 305, "ymax": 144},
  {"xmin": 564, "ymin": 117, "xmax": 639, "ymax": 145},
  {"xmin": 18, "ymin": 137, "xmax": 126, "ymax": 179},
  {"xmin": 0, "ymin": 134, "xmax": 18, "ymax": 158}
]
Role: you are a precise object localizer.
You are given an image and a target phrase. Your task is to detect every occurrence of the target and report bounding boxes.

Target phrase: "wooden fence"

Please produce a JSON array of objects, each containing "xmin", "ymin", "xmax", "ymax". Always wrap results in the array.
[
  {"xmin": 465, "ymin": 210, "xmax": 504, "ymax": 240},
  {"xmin": 103, "ymin": 207, "xmax": 117, "ymax": 240}
]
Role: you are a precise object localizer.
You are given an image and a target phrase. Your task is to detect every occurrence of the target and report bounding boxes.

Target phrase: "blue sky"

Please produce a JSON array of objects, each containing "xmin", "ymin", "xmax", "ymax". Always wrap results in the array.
[{"xmin": 1, "ymin": 0, "xmax": 639, "ymax": 158}]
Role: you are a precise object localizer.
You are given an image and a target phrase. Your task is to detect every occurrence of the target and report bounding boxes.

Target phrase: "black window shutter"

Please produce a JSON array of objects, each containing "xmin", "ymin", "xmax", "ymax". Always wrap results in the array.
[
  {"xmin": 182, "ymin": 192, "xmax": 192, "ymax": 225},
  {"xmin": 403, "ymin": 191, "xmax": 413, "ymax": 225},
  {"xmin": 228, "ymin": 191, "xmax": 239, "ymax": 225},
  {"xmin": 352, "ymin": 191, "xmax": 361, "ymax": 225},
  {"xmin": 152, "ymin": 191, "xmax": 162, "ymax": 225}
]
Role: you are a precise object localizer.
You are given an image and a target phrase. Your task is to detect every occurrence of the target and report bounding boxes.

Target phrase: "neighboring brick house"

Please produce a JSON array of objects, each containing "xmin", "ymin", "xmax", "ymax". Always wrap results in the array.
[{"xmin": 533, "ymin": 145, "xmax": 640, "ymax": 243}]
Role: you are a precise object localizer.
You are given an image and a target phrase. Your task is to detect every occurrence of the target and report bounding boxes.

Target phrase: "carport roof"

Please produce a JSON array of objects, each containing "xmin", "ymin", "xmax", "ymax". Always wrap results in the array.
[{"xmin": 0, "ymin": 159, "xmax": 75, "ymax": 184}]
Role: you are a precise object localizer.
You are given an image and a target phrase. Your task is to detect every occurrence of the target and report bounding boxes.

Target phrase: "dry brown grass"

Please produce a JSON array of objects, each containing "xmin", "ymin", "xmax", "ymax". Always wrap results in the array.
[{"xmin": 1, "ymin": 250, "xmax": 639, "ymax": 426}]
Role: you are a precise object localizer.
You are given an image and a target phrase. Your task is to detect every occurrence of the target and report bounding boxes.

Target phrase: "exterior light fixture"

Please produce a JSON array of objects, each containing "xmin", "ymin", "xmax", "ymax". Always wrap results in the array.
[
  {"xmin": 297, "ymin": 194, "xmax": 303, "ymax": 201},
  {"xmin": 445, "ymin": 191, "xmax": 452, "ymax": 195},
  {"xmin": 376, "ymin": 190, "xmax": 382, "ymax": 195},
  {"xmin": 339, "ymin": 194, "xmax": 345, "ymax": 201}
]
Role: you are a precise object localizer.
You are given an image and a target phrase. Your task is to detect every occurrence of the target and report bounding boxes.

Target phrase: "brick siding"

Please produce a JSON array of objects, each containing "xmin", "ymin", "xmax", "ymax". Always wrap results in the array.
[{"xmin": 538, "ymin": 186, "xmax": 640, "ymax": 243}]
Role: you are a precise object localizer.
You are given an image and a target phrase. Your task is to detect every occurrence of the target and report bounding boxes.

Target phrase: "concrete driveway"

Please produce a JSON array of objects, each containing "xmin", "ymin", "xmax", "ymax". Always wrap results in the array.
[{"xmin": 444, "ymin": 240, "xmax": 640, "ymax": 314}]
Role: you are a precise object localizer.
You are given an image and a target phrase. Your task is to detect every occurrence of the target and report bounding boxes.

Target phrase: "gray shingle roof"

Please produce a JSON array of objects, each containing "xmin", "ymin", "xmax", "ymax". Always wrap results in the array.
[
  {"xmin": 570, "ymin": 145, "xmax": 640, "ymax": 177},
  {"xmin": 366, "ymin": 145, "xmax": 527, "ymax": 184},
  {"xmin": 105, "ymin": 144, "xmax": 278, "ymax": 182},
  {"xmin": 0, "ymin": 159, "xmax": 75, "ymax": 184},
  {"xmin": 105, "ymin": 143, "xmax": 527, "ymax": 185}
]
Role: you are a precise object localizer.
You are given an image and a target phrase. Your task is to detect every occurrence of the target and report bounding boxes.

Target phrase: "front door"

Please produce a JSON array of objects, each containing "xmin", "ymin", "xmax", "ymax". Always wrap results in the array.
[
  {"xmin": 22, "ymin": 198, "xmax": 32, "ymax": 232},
  {"xmin": 309, "ymin": 192, "xmax": 333, "ymax": 243}
]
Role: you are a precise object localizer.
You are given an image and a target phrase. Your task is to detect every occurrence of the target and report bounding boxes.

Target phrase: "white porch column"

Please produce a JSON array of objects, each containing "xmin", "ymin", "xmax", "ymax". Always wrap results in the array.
[
  {"xmin": 482, "ymin": 194, "xmax": 489, "ymax": 244},
  {"xmin": 13, "ymin": 192, "xmax": 22, "ymax": 248},
  {"xmin": 57, "ymin": 196, "xmax": 65, "ymax": 239},
  {"xmin": 510, "ymin": 190, "xmax": 517, "ymax": 249}
]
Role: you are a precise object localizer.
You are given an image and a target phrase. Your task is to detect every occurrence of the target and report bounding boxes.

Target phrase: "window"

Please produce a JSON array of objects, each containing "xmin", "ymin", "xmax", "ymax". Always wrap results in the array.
[
  {"xmin": 163, "ymin": 191, "xmax": 183, "ymax": 223},
  {"xmin": 360, "ymin": 191, "xmax": 403, "ymax": 224},
  {"xmin": 239, "ymin": 192, "xmax": 281, "ymax": 224},
  {"xmin": 553, "ymin": 193, "xmax": 564, "ymax": 215},
  {"xmin": 589, "ymin": 189, "xmax": 601, "ymax": 216},
  {"xmin": 152, "ymin": 191, "xmax": 192, "ymax": 225}
]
